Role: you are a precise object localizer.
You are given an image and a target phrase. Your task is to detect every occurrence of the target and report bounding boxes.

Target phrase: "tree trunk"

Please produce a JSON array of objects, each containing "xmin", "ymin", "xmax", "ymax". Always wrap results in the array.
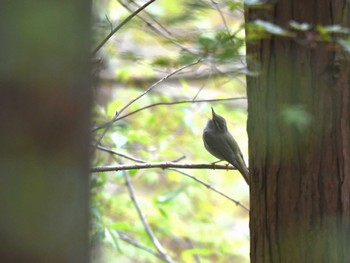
[
  {"xmin": 0, "ymin": 2, "xmax": 91, "ymax": 262},
  {"xmin": 246, "ymin": 0, "xmax": 350, "ymax": 262}
]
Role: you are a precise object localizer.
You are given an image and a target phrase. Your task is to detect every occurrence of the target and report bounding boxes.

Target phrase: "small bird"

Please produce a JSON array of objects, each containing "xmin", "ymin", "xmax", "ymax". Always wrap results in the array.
[{"xmin": 203, "ymin": 107, "xmax": 250, "ymax": 184}]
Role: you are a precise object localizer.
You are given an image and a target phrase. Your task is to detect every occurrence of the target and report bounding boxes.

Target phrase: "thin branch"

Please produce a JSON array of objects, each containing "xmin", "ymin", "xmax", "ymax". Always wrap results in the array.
[
  {"xmin": 95, "ymin": 144, "xmax": 186, "ymax": 163},
  {"xmin": 192, "ymin": 65, "xmax": 213, "ymax": 101},
  {"xmin": 117, "ymin": 232, "xmax": 165, "ymax": 260},
  {"xmin": 105, "ymin": 15, "xmax": 113, "ymax": 33},
  {"xmin": 120, "ymin": 0, "xmax": 175, "ymax": 38},
  {"xmin": 95, "ymin": 145, "xmax": 147, "ymax": 163},
  {"xmin": 91, "ymin": 96, "xmax": 247, "ymax": 132},
  {"xmin": 91, "ymin": 162, "xmax": 241, "ymax": 173},
  {"xmin": 169, "ymin": 168, "xmax": 249, "ymax": 211},
  {"xmin": 210, "ymin": 0, "xmax": 233, "ymax": 43},
  {"xmin": 124, "ymin": 173, "xmax": 174, "ymax": 263},
  {"xmin": 91, "ymin": 59, "xmax": 202, "ymax": 149},
  {"xmin": 92, "ymin": 0, "xmax": 156, "ymax": 55},
  {"xmin": 118, "ymin": 0, "xmax": 248, "ymax": 83},
  {"xmin": 117, "ymin": 59, "xmax": 202, "ymax": 117}
]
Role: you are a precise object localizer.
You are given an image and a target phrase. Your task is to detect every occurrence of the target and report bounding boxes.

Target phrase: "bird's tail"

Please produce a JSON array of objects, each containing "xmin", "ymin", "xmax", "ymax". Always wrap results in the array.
[{"xmin": 233, "ymin": 156, "xmax": 249, "ymax": 185}]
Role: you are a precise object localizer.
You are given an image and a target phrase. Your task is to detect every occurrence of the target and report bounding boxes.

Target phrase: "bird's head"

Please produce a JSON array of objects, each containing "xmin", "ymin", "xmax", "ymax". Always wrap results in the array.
[{"xmin": 211, "ymin": 107, "xmax": 228, "ymax": 132}]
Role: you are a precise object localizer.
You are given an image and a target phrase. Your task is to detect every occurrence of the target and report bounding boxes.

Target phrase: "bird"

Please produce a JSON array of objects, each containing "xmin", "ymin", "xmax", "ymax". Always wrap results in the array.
[{"xmin": 202, "ymin": 107, "xmax": 250, "ymax": 185}]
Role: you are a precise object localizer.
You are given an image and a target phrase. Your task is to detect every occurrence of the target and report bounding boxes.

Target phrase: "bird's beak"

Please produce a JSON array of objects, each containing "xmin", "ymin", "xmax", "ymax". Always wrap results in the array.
[{"xmin": 211, "ymin": 107, "xmax": 216, "ymax": 119}]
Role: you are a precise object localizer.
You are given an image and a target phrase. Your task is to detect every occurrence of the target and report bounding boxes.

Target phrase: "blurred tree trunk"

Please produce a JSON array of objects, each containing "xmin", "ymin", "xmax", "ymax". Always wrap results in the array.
[
  {"xmin": 245, "ymin": 0, "xmax": 350, "ymax": 262},
  {"xmin": 0, "ymin": 2, "xmax": 91, "ymax": 263}
]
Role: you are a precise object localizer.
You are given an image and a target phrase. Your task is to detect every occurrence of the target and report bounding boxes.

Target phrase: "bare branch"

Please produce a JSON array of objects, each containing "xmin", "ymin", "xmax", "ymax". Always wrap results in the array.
[
  {"xmin": 95, "ymin": 145, "xmax": 147, "ymax": 163},
  {"xmin": 92, "ymin": 161, "xmax": 249, "ymax": 211},
  {"xmin": 117, "ymin": 59, "xmax": 202, "ymax": 117},
  {"xmin": 91, "ymin": 162, "xmax": 241, "ymax": 173},
  {"xmin": 117, "ymin": 232, "xmax": 165, "ymax": 260},
  {"xmin": 170, "ymin": 168, "xmax": 249, "ymax": 211},
  {"xmin": 91, "ymin": 96, "xmax": 247, "ymax": 132},
  {"xmin": 92, "ymin": 0, "xmax": 156, "ymax": 55},
  {"xmin": 91, "ymin": 59, "xmax": 202, "ymax": 150},
  {"xmin": 124, "ymin": 173, "xmax": 174, "ymax": 263}
]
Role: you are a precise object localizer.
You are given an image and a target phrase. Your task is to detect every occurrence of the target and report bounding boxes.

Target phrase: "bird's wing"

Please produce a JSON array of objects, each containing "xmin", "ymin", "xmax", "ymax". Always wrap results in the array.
[
  {"xmin": 226, "ymin": 133, "xmax": 249, "ymax": 183},
  {"xmin": 203, "ymin": 130, "xmax": 226, "ymax": 160}
]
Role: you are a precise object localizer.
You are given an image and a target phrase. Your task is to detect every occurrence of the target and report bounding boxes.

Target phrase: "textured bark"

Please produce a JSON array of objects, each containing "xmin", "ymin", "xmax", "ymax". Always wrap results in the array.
[
  {"xmin": 0, "ymin": 2, "xmax": 91, "ymax": 262},
  {"xmin": 246, "ymin": 0, "xmax": 350, "ymax": 262}
]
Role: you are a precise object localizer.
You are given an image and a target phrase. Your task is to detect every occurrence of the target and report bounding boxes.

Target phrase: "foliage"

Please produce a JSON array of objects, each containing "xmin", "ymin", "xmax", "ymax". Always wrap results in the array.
[{"xmin": 91, "ymin": 1, "xmax": 249, "ymax": 262}]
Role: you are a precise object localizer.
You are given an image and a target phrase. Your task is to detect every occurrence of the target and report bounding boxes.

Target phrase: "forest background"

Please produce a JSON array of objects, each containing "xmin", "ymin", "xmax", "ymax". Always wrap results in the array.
[{"xmin": 91, "ymin": 0, "xmax": 251, "ymax": 262}]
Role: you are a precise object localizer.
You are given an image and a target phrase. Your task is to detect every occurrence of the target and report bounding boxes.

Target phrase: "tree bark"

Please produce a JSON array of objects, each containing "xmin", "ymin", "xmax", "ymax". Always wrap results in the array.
[
  {"xmin": 246, "ymin": 0, "xmax": 350, "ymax": 262},
  {"xmin": 0, "ymin": 2, "xmax": 91, "ymax": 262}
]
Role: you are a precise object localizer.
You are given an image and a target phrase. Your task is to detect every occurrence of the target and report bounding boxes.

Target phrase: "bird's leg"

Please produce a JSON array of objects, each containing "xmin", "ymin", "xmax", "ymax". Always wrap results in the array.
[{"xmin": 211, "ymin": 159, "xmax": 224, "ymax": 169}]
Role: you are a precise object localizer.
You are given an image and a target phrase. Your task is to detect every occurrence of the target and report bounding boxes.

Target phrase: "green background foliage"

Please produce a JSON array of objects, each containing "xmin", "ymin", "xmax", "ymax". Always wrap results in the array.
[{"xmin": 91, "ymin": 1, "xmax": 249, "ymax": 262}]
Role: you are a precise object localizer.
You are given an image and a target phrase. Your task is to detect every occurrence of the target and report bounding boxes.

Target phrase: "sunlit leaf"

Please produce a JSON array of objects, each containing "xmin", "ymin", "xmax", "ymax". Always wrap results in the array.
[
  {"xmin": 289, "ymin": 20, "xmax": 312, "ymax": 31},
  {"xmin": 337, "ymin": 38, "xmax": 350, "ymax": 53},
  {"xmin": 115, "ymin": 67, "xmax": 132, "ymax": 82},
  {"xmin": 227, "ymin": 2, "xmax": 244, "ymax": 10},
  {"xmin": 316, "ymin": 24, "xmax": 350, "ymax": 41},
  {"xmin": 252, "ymin": 19, "xmax": 293, "ymax": 36},
  {"xmin": 105, "ymin": 228, "xmax": 122, "ymax": 252},
  {"xmin": 244, "ymin": 0, "xmax": 267, "ymax": 6},
  {"xmin": 323, "ymin": 24, "xmax": 350, "ymax": 34},
  {"xmin": 155, "ymin": 188, "xmax": 185, "ymax": 204},
  {"xmin": 157, "ymin": 206, "xmax": 169, "ymax": 218},
  {"xmin": 109, "ymin": 221, "xmax": 134, "ymax": 231},
  {"xmin": 110, "ymin": 132, "xmax": 128, "ymax": 149},
  {"xmin": 181, "ymin": 247, "xmax": 213, "ymax": 262}
]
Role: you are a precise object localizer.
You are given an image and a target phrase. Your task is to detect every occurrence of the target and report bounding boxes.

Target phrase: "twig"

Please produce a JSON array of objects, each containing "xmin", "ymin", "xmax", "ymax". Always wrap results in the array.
[
  {"xmin": 91, "ymin": 59, "xmax": 202, "ymax": 149},
  {"xmin": 91, "ymin": 96, "xmax": 247, "ymax": 132},
  {"xmin": 94, "ymin": 145, "xmax": 147, "ymax": 163},
  {"xmin": 117, "ymin": 59, "xmax": 202, "ymax": 116},
  {"xmin": 119, "ymin": 0, "xmax": 196, "ymax": 55},
  {"xmin": 105, "ymin": 15, "xmax": 113, "ymax": 33},
  {"xmin": 124, "ymin": 173, "xmax": 174, "ymax": 263},
  {"xmin": 91, "ymin": 162, "xmax": 241, "ymax": 173},
  {"xmin": 95, "ymin": 144, "xmax": 186, "ymax": 163},
  {"xmin": 169, "ymin": 168, "xmax": 249, "ymax": 211},
  {"xmin": 118, "ymin": 0, "xmax": 247, "ymax": 83},
  {"xmin": 92, "ymin": 0, "xmax": 156, "ymax": 55},
  {"xmin": 92, "ymin": 161, "xmax": 249, "ymax": 211},
  {"xmin": 117, "ymin": 231, "xmax": 165, "ymax": 260},
  {"xmin": 210, "ymin": 0, "xmax": 232, "ymax": 43}
]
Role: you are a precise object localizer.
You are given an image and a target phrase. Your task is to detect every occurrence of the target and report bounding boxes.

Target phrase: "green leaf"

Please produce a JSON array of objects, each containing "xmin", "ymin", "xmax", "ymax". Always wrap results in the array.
[
  {"xmin": 181, "ymin": 248, "xmax": 213, "ymax": 262},
  {"xmin": 105, "ymin": 228, "xmax": 122, "ymax": 253},
  {"xmin": 109, "ymin": 221, "xmax": 133, "ymax": 231},
  {"xmin": 228, "ymin": 2, "xmax": 244, "ymax": 10},
  {"xmin": 316, "ymin": 25, "xmax": 350, "ymax": 41},
  {"xmin": 323, "ymin": 24, "xmax": 350, "ymax": 34},
  {"xmin": 115, "ymin": 66, "xmax": 132, "ymax": 82},
  {"xmin": 155, "ymin": 188, "xmax": 185, "ymax": 204},
  {"xmin": 157, "ymin": 207, "xmax": 169, "ymax": 219},
  {"xmin": 198, "ymin": 36, "xmax": 217, "ymax": 50},
  {"xmin": 152, "ymin": 56, "xmax": 173, "ymax": 67}
]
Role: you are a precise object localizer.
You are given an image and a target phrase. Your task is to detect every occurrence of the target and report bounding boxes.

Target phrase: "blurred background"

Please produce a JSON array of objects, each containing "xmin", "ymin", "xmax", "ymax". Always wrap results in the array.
[{"xmin": 90, "ymin": 1, "xmax": 249, "ymax": 262}]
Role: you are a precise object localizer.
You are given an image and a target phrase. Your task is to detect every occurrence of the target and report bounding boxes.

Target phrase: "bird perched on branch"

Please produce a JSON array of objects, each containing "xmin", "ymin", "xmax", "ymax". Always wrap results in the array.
[{"xmin": 202, "ymin": 107, "xmax": 250, "ymax": 185}]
